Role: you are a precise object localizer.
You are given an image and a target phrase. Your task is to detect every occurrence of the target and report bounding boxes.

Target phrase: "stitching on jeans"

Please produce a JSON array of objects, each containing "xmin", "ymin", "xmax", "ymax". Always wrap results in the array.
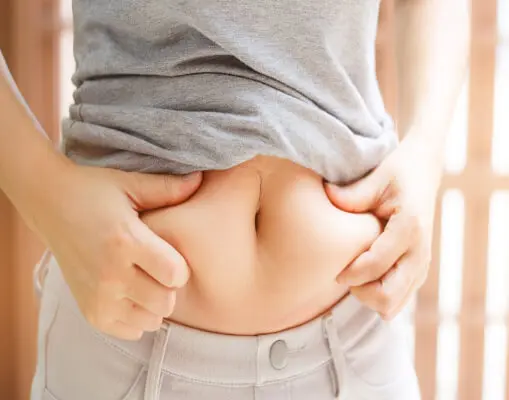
[
  {"xmin": 160, "ymin": 360, "xmax": 330, "ymax": 387},
  {"xmin": 342, "ymin": 354, "xmax": 415, "ymax": 391},
  {"xmin": 46, "ymin": 264, "xmax": 144, "ymax": 365},
  {"xmin": 42, "ymin": 293, "xmax": 61, "ymax": 392},
  {"xmin": 157, "ymin": 378, "xmax": 164, "ymax": 399},
  {"xmin": 340, "ymin": 325, "xmax": 415, "ymax": 391},
  {"xmin": 89, "ymin": 330, "xmax": 145, "ymax": 364},
  {"xmin": 340, "ymin": 314, "xmax": 380, "ymax": 353},
  {"xmin": 121, "ymin": 365, "xmax": 146, "ymax": 400},
  {"xmin": 58, "ymin": 300, "xmax": 146, "ymax": 365},
  {"xmin": 43, "ymin": 388, "xmax": 60, "ymax": 400}
]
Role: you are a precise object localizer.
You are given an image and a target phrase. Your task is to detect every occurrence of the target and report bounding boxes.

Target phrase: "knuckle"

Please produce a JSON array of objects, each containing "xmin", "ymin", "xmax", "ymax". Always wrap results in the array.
[
  {"xmin": 97, "ymin": 264, "xmax": 122, "ymax": 286},
  {"xmin": 122, "ymin": 266, "xmax": 137, "ymax": 287},
  {"xmin": 144, "ymin": 293, "xmax": 163, "ymax": 313},
  {"xmin": 139, "ymin": 287, "xmax": 174, "ymax": 317},
  {"xmin": 351, "ymin": 253, "xmax": 383, "ymax": 283},
  {"xmin": 145, "ymin": 317, "xmax": 164, "ymax": 332},
  {"xmin": 145, "ymin": 284, "xmax": 166, "ymax": 305},
  {"xmin": 359, "ymin": 261, "xmax": 386, "ymax": 283},
  {"xmin": 370, "ymin": 259, "xmax": 388, "ymax": 278},
  {"xmin": 104, "ymin": 223, "xmax": 137, "ymax": 253},
  {"xmin": 122, "ymin": 329, "xmax": 144, "ymax": 341},
  {"xmin": 83, "ymin": 305, "xmax": 105, "ymax": 330}
]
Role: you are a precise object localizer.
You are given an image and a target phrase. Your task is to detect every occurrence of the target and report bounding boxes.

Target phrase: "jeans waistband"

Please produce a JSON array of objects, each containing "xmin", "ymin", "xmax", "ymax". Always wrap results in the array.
[{"xmin": 39, "ymin": 252, "xmax": 380, "ymax": 389}]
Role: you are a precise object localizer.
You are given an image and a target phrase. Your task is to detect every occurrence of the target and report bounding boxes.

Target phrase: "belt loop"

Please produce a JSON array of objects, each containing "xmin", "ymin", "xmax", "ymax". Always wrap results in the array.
[
  {"xmin": 323, "ymin": 312, "xmax": 342, "ymax": 400},
  {"xmin": 144, "ymin": 323, "xmax": 171, "ymax": 400}
]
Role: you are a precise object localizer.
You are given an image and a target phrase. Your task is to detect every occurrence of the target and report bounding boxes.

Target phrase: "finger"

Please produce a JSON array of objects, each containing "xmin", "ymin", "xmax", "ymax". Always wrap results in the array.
[
  {"xmin": 380, "ymin": 281, "xmax": 417, "ymax": 321},
  {"xmin": 324, "ymin": 168, "xmax": 388, "ymax": 213},
  {"xmin": 132, "ymin": 221, "xmax": 190, "ymax": 288},
  {"xmin": 105, "ymin": 321, "xmax": 144, "ymax": 341},
  {"xmin": 118, "ymin": 300, "xmax": 164, "ymax": 332},
  {"xmin": 337, "ymin": 214, "xmax": 411, "ymax": 286},
  {"xmin": 121, "ymin": 170, "xmax": 202, "ymax": 211},
  {"xmin": 125, "ymin": 266, "xmax": 176, "ymax": 317},
  {"xmin": 350, "ymin": 255, "xmax": 415, "ymax": 316},
  {"xmin": 381, "ymin": 257, "xmax": 430, "ymax": 320},
  {"xmin": 350, "ymin": 279, "xmax": 384, "ymax": 313}
]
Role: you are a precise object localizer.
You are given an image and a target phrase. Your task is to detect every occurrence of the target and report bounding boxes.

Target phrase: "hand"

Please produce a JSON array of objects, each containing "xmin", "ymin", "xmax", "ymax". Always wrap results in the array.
[
  {"xmin": 32, "ymin": 163, "xmax": 202, "ymax": 340},
  {"xmin": 325, "ymin": 133, "xmax": 443, "ymax": 319}
]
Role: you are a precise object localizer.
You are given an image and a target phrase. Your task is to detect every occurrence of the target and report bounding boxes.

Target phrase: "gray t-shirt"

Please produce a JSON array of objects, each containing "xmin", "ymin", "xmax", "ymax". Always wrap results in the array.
[{"xmin": 63, "ymin": 0, "xmax": 397, "ymax": 184}]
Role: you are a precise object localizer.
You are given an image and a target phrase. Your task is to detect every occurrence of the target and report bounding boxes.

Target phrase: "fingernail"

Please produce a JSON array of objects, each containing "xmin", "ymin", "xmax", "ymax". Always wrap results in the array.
[{"xmin": 182, "ymin": 171, "xmax": 202, "ymax": 181}]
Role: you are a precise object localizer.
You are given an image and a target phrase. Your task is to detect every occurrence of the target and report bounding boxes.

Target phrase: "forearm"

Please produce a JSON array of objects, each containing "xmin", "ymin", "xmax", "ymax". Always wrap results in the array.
[
  {"xmin": 0, "ymin": 53, "xmax": 72, "ymax": 227},
  {"xmin": 394, "ymin": 0, "xmax": 471, "ymax": 155}
]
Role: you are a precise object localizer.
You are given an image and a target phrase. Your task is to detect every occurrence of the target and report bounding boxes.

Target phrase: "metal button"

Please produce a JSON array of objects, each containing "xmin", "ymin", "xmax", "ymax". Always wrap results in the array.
[{"xmin": 269, "ymin": 339, "xmax": 288, "ymax": 370}]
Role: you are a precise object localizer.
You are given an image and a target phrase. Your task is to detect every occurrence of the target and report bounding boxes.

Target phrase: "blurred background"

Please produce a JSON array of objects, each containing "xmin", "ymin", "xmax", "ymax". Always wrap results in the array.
[{"xmin": 0, "ymin": 0, "xmax": 507, "ymax": 399}]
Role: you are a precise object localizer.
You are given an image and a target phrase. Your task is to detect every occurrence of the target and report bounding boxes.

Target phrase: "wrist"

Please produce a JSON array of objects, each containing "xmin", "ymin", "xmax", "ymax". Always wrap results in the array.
[
  {"xmin": 406, "ymin": 123, "xmax": 446, "ymax": 163},
  {"xmin": 6, "ymin": 151, "xmax": 75, "ymax": 238},
  {"xmin": 402, "ymin": 128, "xmax": 445, "ymax": 191}
]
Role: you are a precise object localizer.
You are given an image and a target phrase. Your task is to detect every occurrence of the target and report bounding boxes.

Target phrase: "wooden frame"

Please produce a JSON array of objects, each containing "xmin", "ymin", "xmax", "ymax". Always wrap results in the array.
[{"xmin": 378, "ymin": 1, "xmax": 503, "ymax": 399}]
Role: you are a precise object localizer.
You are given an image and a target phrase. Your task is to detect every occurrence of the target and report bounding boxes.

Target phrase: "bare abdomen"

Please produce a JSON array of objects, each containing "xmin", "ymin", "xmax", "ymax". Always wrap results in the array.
[{"xmin": 141, "ymin": 156, "xmax": 381, "ymax": 335}]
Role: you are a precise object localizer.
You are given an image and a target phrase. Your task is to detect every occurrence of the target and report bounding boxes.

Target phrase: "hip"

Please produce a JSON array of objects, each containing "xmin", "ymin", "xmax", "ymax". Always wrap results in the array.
[{"xmin": 32, "ymin": 259, "xmax": 420, "ymax": 400}]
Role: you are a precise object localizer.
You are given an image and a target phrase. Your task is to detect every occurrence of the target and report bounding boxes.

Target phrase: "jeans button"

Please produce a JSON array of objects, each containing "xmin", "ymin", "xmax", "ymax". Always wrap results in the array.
[{"xmin": 269, "ymin": 339, "xmax": 288, "ymax": 370}]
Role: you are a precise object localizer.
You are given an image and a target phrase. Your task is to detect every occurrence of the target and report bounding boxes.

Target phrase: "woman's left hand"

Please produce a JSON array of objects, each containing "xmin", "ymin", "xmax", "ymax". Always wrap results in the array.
[{"xmin": 325, "ymin": 132, "xmax": 443, "ymax": 320}]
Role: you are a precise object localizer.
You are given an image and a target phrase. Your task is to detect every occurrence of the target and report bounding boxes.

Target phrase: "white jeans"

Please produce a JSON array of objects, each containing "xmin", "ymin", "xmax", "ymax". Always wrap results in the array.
[{"xmin": 32, "ymin": 256, "xmax": 421, "ymax": 400}]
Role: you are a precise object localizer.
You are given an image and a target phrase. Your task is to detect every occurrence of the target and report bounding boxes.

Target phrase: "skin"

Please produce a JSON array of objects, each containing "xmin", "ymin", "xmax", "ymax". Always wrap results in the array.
[
  {"xmin": 0, "ymin": 62, "xmax": 203, "ymax": 340},
  {"xmin": 326, "ymin": 0, "xmax": 471, "ymax": 319},
  {"xmin": 139, "ymin": 156, "xmax": 382, "ymax": 335}
]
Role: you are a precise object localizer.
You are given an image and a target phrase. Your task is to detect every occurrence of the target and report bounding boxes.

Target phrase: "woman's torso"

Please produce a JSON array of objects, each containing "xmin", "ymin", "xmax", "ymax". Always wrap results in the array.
[
  {"xmin": 65, "ymin": 0, "xmax": 391, "ymax": 334},
  {"xmin": 142, "ymin": 156, "xmax": 381, "ymax": 335}
]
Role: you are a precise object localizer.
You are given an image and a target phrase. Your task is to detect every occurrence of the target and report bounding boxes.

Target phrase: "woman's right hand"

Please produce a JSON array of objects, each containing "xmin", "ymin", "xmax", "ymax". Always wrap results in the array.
[
  {"xmin": 29, "ymin": 163, "xmax": 202, "ymax": 340},
  {"xmin": 1, "ymin": 58, "xmax": 203, "ymax": 340}
]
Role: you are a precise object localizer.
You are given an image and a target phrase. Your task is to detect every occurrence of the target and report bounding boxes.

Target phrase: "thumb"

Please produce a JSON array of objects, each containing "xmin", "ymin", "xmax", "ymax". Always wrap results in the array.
[
  {"xmin": 325, "ymin": 169, "xmax": 387, "ymax": 213},
  {"xmin": 122, "ymin": 171, "xmax": 203, "ymax": 211}
]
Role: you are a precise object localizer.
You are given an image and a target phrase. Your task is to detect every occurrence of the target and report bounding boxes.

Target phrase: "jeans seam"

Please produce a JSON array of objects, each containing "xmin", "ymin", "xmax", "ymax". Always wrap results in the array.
[
  {"xmin": 43, "ymin": 387, "xmax": 61, "ymax": 400},
  {"xmin": 160, "ymin": 360, "xmax": 330, "ymax": 387},
  {"xmin": 89, "ymin": 329, "xmax": 145, "ymax": 365},
  {"xmin": 340, "ymin": 325, "xmax": 416, "ymax": 390},
  {"xmin": 339, "ymin": 314, "xmax": 380, "ymax": 353},
  {"xmin": 56, "ymin": 299, "xmax": 146, "ymax": 365},
  {"xmin": 121, "ymin": 365, "xmax": 146, "ymax": 400}
]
